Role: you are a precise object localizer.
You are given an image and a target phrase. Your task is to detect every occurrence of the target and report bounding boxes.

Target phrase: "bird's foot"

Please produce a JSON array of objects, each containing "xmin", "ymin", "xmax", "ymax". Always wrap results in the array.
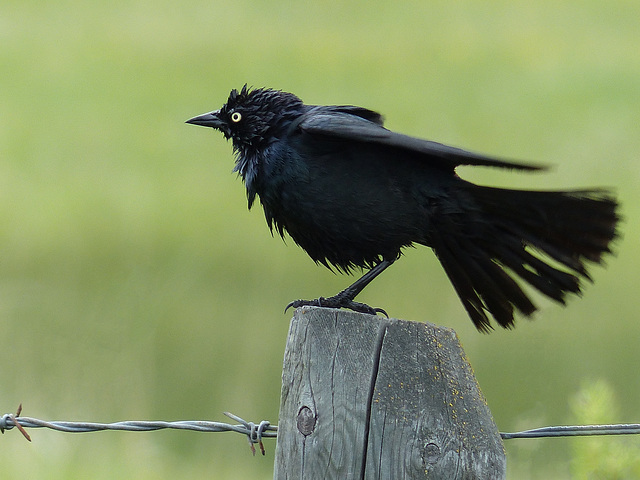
[{"xmin": 285, "ymin": 296, "xmax": 388, "ymax": 317}]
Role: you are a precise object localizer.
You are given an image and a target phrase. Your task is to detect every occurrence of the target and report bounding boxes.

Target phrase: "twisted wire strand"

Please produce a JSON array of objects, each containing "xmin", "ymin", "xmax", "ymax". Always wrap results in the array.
[
  {"xmin": 1, "ymin": 406, "xmax": 276, "ymax": 455},
  {"xmin": 501, "ymin": 423, "xmax": 640, "ymax": 439}
]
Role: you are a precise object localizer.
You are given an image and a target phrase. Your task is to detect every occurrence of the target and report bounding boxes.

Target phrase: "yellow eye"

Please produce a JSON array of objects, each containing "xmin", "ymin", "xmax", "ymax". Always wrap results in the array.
[{"xmin": 231, "ymin": 111, "xmax": 242, "ymax": 123}]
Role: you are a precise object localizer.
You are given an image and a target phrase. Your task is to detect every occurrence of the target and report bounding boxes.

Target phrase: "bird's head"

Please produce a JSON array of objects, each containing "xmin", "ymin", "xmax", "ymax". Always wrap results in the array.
[{"xmin": 187, "ymin": 85, "xmax": 304, "ymax": 155}]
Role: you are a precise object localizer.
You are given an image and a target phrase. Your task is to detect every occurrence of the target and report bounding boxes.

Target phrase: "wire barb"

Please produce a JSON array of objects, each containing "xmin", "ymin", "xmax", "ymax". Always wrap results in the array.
[
  {"xmin": 0, "ymin": 404, "xmax": 31, "ymax": 442},
  {"xmin": 224, "ymin": 412, "xmax": 271, "ymax": 455}
]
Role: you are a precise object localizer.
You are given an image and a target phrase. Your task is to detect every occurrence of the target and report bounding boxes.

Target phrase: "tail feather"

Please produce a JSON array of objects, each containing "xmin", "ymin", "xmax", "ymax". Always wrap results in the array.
[
  {"xmin": 499, "ymin": 242, "xmax": 580, "ymax": 300},
  {"xmin": 436, "ymin": 238, "xmax": 524, "ymax": 332},
  {"xmin": 430, "ymin": 184, "xmax": 619, "ymax": 332}
]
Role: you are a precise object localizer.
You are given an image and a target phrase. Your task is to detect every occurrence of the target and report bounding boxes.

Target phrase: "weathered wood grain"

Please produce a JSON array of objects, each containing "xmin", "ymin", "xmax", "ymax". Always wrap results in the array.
[{"xmin": 274, "ymin": 306, "xmax": 505, "ymax": 479}]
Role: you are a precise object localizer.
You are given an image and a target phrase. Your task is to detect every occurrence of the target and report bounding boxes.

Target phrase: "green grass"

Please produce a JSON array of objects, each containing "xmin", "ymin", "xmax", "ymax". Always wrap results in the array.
[
  {"xmin": 1, "ymin": 0, "xmax": 639, "ymax": 478},
  {"xmin": 569, "ymin": 380, "xmax": 640, "ymax": 479}
]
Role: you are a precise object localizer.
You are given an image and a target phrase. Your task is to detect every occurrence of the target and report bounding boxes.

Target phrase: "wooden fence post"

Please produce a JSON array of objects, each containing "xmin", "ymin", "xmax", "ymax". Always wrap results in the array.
[{"xmin": 274, "ymin": 306, "xmax": 506, "ymax": 479}]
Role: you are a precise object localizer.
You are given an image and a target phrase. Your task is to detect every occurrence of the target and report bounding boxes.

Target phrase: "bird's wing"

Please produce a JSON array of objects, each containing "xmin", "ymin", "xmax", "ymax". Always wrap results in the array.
[
  {"xmin": 297, "ymin": 107, "xmax": 544, "ymax": 171},
  {"xmin": 321, "ymin": 105, "xmax": 385, "ymax": 125}
]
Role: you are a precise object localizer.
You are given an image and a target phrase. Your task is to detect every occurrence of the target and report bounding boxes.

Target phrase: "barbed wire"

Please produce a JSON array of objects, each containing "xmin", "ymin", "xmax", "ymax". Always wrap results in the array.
[
  {"xmin": 3, "ymin": 404, "xmax": 640, "ymax": 453},
  {"xmin": 0, "ymin": 405, "xmax": 276, "ymax": 456},
  {"xmin": 500, "ymin": 424, "xmax": 640, "ymax": 439}
]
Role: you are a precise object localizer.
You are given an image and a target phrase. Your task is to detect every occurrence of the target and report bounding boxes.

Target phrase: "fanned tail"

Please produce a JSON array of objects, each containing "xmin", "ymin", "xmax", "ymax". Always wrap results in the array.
[{"xmin": 431, "ymin": 184, "xmax": 620, "ymax": 332}]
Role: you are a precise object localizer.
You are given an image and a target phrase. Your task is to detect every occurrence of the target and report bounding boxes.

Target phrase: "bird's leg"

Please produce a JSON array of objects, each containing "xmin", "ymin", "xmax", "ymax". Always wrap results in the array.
[{"xmin": 286, "ymin": 258, "xmax": 395, "ymax": 316}]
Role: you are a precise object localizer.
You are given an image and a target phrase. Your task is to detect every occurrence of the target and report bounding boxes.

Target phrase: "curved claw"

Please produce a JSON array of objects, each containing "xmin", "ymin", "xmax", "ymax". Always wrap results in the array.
[
  {"xmin": 374, "ymin": 307, "xmax": 389, "ymax": 318},
  {"xmin": 285, "ymin": 298, "xmax": 318, "ymax": 313}
]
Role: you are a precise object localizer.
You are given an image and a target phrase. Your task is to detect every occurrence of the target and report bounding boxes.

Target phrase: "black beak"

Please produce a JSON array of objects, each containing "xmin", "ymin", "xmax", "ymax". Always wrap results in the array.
[{"xmin": 186, "ymin": 110, "xmax": 224, "ymax": 129}]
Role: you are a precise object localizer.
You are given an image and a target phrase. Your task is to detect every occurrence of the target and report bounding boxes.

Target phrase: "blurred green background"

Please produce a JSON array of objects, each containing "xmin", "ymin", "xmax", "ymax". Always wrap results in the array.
[{"xmin": 1, "ymin": 0, "xmax": 639, "ymax": 478}]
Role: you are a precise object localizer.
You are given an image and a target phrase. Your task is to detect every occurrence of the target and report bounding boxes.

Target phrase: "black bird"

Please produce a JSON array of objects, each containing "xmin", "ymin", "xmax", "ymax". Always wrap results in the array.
[{"xmin": 187, "ymin": 85, "xmax": 619, "ymax": 332}]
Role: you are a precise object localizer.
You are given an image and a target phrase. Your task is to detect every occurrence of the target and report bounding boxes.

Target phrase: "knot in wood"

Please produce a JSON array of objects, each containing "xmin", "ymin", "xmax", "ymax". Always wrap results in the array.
[
  {"xmin": 296, "ymin": 406, "xmax": 316, "ymax": 436},
  {"xmin": 423, "ymin": 442, "xmax": 441, "ymax": 465}
]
